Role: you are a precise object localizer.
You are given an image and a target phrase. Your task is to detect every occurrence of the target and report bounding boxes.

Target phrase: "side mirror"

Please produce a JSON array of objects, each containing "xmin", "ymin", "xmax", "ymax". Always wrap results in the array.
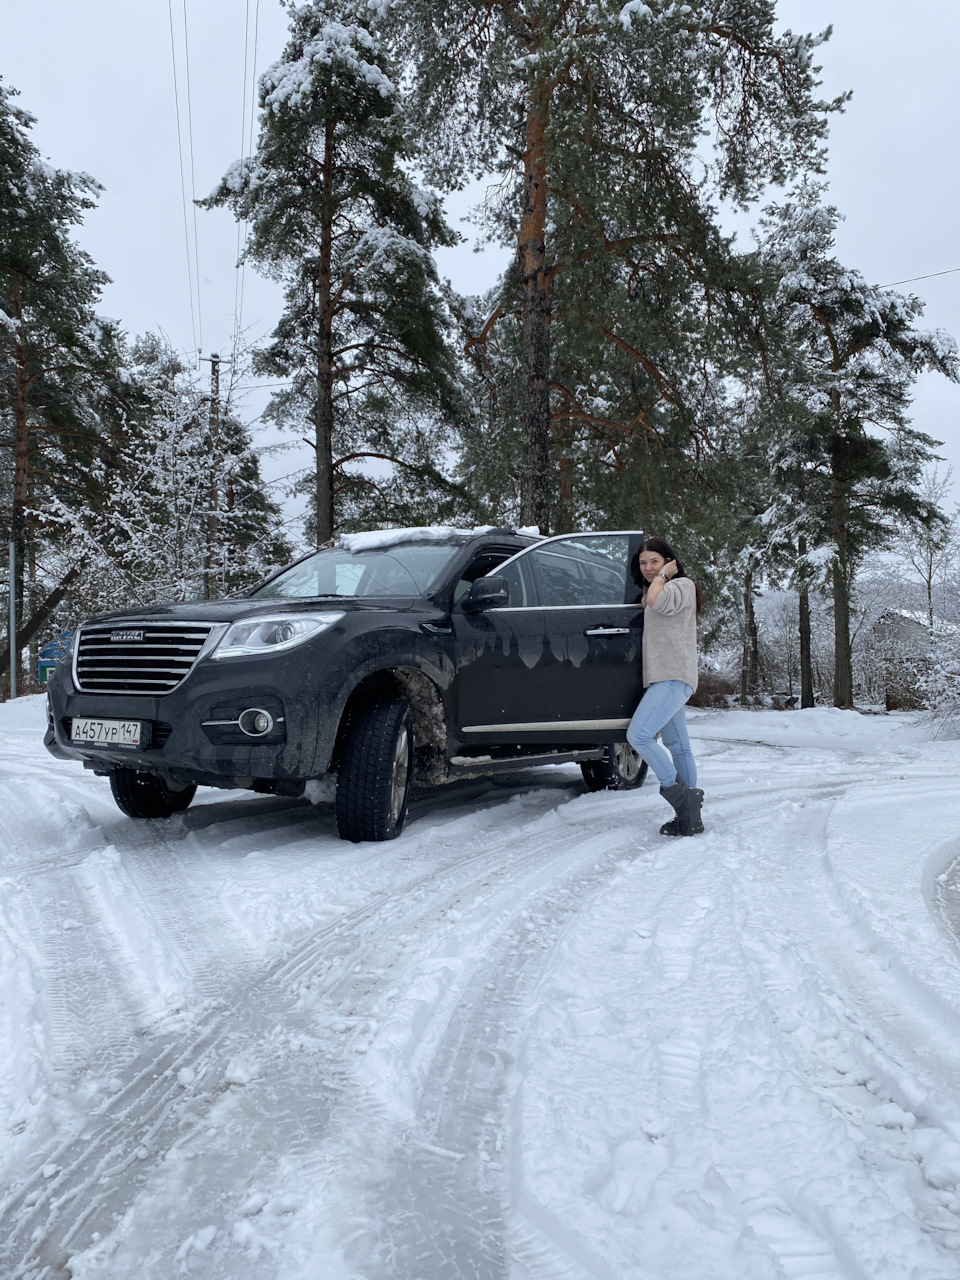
[{"xmin": 463, "ymin": 574, "xmax": 509, "ymax": 612}]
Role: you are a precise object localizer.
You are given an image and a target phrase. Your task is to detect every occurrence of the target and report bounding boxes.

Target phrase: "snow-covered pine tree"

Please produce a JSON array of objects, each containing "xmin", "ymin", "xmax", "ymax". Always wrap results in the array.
[
  {"xmin": 45, "ymin": 337, "xmax": 290, "ymax": 614},
  {"xmin": 399, "ymin": 0, "xmax": 845, "ymax": 532},
  {"xmin": 202, "ymin": 0, "xmax": 462, "ymax": 545},
  {"xmin": 0, "ymin": 79, "xmax": 135, "ymax": 689},
  {"xmin": 757, "ymin": 187, "xmax": 959, "ymax": 708}
]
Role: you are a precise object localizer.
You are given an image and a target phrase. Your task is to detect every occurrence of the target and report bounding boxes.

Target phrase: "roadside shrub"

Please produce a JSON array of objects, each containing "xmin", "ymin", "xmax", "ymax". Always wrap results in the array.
[
  {"xmin": 917, "ymin": 633, "xmax": 960, "ymax": 733},
  {"xmin": 689, "ymin": 670, "xmax": 736, "ymax": 708}
]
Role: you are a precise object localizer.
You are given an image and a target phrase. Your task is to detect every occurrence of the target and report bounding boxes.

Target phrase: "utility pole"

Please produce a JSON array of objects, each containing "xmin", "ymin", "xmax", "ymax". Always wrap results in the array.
[
  {"xmin": 200, "ymin": 352, "xmax": 230, "ymax": 599},
  {"xmin": 8, "ymin": 540, "xmax": 16, "ymax": 700}
]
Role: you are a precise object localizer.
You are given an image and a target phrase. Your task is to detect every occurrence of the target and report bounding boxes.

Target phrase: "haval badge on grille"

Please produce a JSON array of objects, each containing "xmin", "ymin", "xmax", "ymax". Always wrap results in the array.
[{"xmin": 110, "ymin": 630, "xmax": 145, "ymax": 642}]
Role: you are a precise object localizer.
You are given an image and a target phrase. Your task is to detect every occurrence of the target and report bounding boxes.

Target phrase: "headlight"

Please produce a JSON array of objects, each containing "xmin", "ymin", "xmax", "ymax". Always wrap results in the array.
[{"xmin": 210, "ymin": 612, "xmax": 344, "ymax": 660}]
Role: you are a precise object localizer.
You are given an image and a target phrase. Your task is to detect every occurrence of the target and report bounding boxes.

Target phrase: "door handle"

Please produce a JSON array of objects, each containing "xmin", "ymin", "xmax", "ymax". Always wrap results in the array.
[{"xmin": 583, "ymin": 627, "xmax": 630, "ymax": 637}]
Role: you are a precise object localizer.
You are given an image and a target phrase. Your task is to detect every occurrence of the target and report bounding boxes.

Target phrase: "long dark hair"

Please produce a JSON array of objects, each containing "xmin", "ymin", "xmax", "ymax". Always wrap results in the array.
[{"xmin": 634, "ymin": 538, "xmax": 702, "ymax": 616}]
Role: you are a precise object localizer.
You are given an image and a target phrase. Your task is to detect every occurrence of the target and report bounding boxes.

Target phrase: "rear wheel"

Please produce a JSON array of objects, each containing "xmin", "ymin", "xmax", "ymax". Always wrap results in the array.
[
  {"xmin": 335, "ymin": 698, "xmax": 413, "ymax": 842},
  {"xmin": 109, "ymin": 768, "xmax": 197, "ymax": 819},
  {"xmin": 580, "ymin": 742, "xmax": 648, "ymax": 792}
]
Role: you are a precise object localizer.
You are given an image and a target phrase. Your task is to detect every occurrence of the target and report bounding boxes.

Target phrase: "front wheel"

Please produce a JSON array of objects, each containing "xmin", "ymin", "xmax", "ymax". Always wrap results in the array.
[
  {"xmin": 110, "ymin": 768, "xmax": 197, "ymax": 818},
  {"xmin": 335, "ymin": 698, "xmax": 413, "ymax": 843},
  {"xmin": 580, "ymin": 742, "xmax": 648, "ymax": 792}
]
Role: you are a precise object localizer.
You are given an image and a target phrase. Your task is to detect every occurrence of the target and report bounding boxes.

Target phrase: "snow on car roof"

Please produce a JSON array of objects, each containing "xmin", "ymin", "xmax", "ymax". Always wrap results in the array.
[{"xmin": 335, "ymin": 525, "xmax": 539, "ymax": 553}]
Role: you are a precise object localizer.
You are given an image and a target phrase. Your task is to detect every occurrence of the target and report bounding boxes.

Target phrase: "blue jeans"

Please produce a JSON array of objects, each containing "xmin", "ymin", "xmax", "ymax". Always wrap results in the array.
[{"xmin": 626, "ymin": 680, "xmax": 696, "ymax": 788}]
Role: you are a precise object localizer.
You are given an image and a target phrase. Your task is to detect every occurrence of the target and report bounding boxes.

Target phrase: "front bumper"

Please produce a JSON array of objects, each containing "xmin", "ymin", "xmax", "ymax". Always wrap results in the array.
[{"xmin": 44, "ymin": 646, "xmax": 341, "ymax": 786}]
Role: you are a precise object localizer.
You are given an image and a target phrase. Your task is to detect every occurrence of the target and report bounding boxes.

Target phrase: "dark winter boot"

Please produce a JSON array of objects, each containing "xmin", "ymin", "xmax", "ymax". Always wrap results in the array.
[{"xmin": 659, "ymin": 779, "xmax": 704, "ymax": 837}]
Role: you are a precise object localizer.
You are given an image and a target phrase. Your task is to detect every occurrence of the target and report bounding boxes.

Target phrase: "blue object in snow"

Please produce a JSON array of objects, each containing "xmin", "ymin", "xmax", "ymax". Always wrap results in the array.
[{"xmin": 38, "ymin": 631, "xmax": 74, "ymax": 685}]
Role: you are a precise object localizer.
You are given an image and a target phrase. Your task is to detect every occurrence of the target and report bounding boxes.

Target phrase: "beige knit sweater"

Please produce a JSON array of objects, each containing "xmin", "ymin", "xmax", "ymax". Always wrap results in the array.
[{"xmin": 642, "ymin": 576, "xmax": 699, "ymax": 691}]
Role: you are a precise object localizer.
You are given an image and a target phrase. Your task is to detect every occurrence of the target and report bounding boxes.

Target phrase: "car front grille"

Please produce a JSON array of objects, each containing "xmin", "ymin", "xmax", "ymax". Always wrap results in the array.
[{"xmin": 75, "ymin": 621, "xmax": 215, "ymax": 695}]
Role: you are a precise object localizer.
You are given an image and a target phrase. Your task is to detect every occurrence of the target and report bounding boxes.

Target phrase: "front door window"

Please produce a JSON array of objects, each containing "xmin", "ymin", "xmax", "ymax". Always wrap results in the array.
[
  {"xmin": 498, "ymin": 533, "xmax": 641, "ymax": 608},
  {"xmin": 525, "ymin": 535, "xmax": 632, "ymax": 606}
]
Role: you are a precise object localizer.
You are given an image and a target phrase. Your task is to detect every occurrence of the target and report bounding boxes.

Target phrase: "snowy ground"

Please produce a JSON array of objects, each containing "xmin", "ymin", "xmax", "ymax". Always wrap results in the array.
[{"xmin": 2, "ymin": 697, "xmax": 960, "ymax": 1279}]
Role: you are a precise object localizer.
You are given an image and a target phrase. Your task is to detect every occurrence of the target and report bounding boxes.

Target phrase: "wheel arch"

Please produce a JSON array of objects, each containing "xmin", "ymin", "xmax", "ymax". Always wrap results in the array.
[{"xmin": 330, "ymin": 666, "xmax": 448, "ymax": 785}]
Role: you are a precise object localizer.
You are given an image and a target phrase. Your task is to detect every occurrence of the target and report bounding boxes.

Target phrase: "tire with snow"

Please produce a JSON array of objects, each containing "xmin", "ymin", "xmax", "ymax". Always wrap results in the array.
[
  {"xmin": 580, "ymin": 742, "xmax": 648, "ymax": 792},
  {"xmin": 335, "ymin": 697, "xmax": 413, "ymax": 843},
  {"xmin": 109, "ymin": 768, "xmax": 197, "ymax": 819}
]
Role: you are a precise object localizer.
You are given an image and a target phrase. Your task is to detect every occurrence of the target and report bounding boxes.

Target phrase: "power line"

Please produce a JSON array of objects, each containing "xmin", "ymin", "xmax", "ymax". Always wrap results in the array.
[
  {"xmin": 181, "ymin": 0, "xmax": 204, "ymax": 352},
  {"xmin": 231, "ymin": 0, "xmax": 252, "ymax": 360},
  {"xmin": 167, "ymin": 0, "xmax": 198, "ymax": 355},
  {"xmin": 235, "ymin": 0, "xmax": 261, "ymax": 359},
  {"xmin": 247, "ymin": 3, "xmax": 261, "ymax": 160},
  {"xmin": 232, "ymin": 381, "xmax": 293, "ymax": 390},
  {"xmin": 879, "ymin": 266, "xmax": 960, "ymax": 289}
]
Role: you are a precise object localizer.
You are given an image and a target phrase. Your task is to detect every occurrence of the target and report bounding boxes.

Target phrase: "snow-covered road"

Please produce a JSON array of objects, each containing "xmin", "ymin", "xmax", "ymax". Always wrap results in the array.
[{"xmin": 2, "ymin": 696, "xmax": 960, "ymax": 1279}]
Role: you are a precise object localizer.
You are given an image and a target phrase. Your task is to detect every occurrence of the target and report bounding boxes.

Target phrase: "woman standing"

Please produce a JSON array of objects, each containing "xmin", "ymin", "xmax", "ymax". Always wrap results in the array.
[{"xmin": 625, "ymin": 538, "xmax": 704, "ymax": 836}]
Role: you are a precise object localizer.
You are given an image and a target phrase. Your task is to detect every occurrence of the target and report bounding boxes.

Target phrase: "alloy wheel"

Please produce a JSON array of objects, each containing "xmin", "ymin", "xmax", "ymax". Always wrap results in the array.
[
  {"xmin": 612, "ymin": 742, "xmax": 643, "ymax": 782},
  {"xmin": 391, "ymin": 724, "xmax": 410, "ymax": 823}
]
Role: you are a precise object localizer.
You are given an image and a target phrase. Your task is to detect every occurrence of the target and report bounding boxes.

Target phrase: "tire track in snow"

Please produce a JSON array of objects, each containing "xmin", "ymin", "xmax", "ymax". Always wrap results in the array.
[
  {"xmin": 501, "ymin": 765, "xmax": 960, "ymax": 1280},
  {"xmin": 1, "ymin": 779, "xmax": 603, "ymax": 1279},
  {"xmin": 30, "ymin": 787, "xmax": 656, "ymax": 1279},
  {"xmin": 335, "ymin": 778, "xmax": 856, "ymax": 1276},
  {"xmin": 503, "ymin": 829, "xmax": 736, "ymax": 1279},
  {"xmin": 8, "ymin": 727, "xmax": 948, "ymax": 1279},
  {"xmin": 0, "ymin": 1020, "xmax": 229, "ymax": 1280},
  {"xmin": 1, "ymin": 796, "xmax": 325, "ymax": 1174},
  {"xmin": 663, "ymin": 777, "xmax": 960, "ymax": 1271},
  {"xmin": 701, "ymin": 769, "xmax": 960, "ymax": 1274},
  {"xmin": 273, "ymin": 785, "xmax": 846, "ymax": 1278},
  {"xmin": 343, "ymin": 826, "xmax": 641, "ymax": 1280},
  {"xmin": 728, "ymin": 793, "xmax": 960, "ymax": 1267},
  {"xmin": 24, "ymin": 871, "xmax": 145, "ymax": 1078}
]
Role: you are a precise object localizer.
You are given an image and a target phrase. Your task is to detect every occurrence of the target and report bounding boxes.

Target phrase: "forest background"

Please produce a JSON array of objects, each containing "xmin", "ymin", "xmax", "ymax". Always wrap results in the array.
[{"xmin": 3, "ymin": 0, "xmax": 960, "ymax": 715}]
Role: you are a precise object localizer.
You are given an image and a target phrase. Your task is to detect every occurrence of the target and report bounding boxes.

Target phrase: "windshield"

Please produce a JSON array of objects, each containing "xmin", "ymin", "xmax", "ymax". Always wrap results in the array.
[{"xmin": 252, "ymin": 543, "xmax": 464, "ymax": 600}]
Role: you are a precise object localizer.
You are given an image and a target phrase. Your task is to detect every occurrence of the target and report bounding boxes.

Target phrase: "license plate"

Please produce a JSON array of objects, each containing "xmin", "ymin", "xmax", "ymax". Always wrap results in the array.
[{"xmin": 71, "ymin": 717, "xmax": 143, "ymax": 749}]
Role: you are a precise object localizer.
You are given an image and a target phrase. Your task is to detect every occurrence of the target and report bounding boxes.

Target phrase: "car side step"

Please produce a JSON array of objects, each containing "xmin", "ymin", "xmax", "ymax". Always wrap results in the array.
[{"xmin": 448, "ymin": 748, "xmax": 605, "ymax": 772}]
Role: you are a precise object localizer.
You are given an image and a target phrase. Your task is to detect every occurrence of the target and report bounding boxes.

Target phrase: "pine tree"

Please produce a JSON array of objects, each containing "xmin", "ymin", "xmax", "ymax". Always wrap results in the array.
[
  {"xmin": 52, "ymin": 337, "xmax": 290, "ymax": 610},
  {"xmin": 203, "ymin": 1, "xmax": 461, "ymax": 544},
  {"xmin": 757, "ymin": 188, "xmax": 959, "ymax": 707},
  {"xmin": 399, "ymin": 0, "xmax": 846, "ymax": 531},
  {"xmin": 0, "ymin": 79, "xmax": 134, "ymax": 687}
]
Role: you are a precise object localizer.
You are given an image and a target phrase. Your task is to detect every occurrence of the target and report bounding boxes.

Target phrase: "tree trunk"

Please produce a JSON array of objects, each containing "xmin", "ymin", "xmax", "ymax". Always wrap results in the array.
[
  {"xmin": 27, "ymin": 543, "xmax": 37, "ymax": 694},
  {"xmin": 797, "ymin": 535, "xmax": 814, "ymax": 708},
  {"xmin": 741, "ymin": 565, "xmax": 761, "ymax": 703},
  {"xmin": 829, "ymin": 424, "xmax": 854, "ymax": 708},
  {"xmin": 518, "ymin": 85, "xmax": 551, "ymax": 534},
  {"xmin": 832, "ymin": 554, "xmax": 854, "ymax": 708},
  {"xmin": 554, "ymin": 451, "xmax": 575, "ymax": 534},
  {"xmin": 314, "ymin": 116, "xmax": 336, "ymax": 546},
  {"xmin": 798, "ymin": 588, "xmax": 814, "ymax": 707},
  {"xmin": 11, "ymin": 277, "xmax": 30, "ymax": 693}
]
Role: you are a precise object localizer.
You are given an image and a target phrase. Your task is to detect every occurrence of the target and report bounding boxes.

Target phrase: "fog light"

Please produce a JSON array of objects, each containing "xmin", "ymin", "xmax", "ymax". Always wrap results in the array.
[{"xmin": 238, "ymin": 708, "xmax": 275, "ymax": 737}]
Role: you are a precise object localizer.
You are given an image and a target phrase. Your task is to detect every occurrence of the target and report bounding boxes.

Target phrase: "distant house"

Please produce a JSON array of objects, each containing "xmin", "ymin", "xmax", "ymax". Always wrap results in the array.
[{"xmin": 871, "ymin": 610, "xmax": 955, "ymax": 710}]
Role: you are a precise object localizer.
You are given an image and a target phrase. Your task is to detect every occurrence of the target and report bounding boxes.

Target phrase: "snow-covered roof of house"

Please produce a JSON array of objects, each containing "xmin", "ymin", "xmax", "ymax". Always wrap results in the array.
[{"xmin": 875, "ymin": 608, "xmax": 958, "ymax": 637}]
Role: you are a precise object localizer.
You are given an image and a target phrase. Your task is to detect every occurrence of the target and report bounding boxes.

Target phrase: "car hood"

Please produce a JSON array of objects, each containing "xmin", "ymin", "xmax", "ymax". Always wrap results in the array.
[{"xmin": 84, "ymin": 596, "xmax": 424, "ymax": 626}]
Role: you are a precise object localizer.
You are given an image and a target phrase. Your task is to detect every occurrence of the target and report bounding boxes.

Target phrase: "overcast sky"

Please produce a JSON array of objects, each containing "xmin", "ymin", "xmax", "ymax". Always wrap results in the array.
[{"xmin": 5, "ymin": 0, "xmax": 960, "ymax": 516}]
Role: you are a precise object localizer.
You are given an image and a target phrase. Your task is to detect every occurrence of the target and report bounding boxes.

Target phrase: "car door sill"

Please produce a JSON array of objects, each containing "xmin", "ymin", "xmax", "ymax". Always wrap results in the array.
[
  {"xmin": 461, "ymin": 718, "xmax": 632, "ymax": 733},
  {"xmin": 449, "ymin": 747, "xmax": 605, "ymax": 770}
]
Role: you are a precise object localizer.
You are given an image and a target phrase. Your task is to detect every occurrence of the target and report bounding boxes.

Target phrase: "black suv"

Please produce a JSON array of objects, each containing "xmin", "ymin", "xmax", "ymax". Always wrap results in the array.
[{"xmin": 45, "ymin": 528, "xmax": 648, "ymax": 841}]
